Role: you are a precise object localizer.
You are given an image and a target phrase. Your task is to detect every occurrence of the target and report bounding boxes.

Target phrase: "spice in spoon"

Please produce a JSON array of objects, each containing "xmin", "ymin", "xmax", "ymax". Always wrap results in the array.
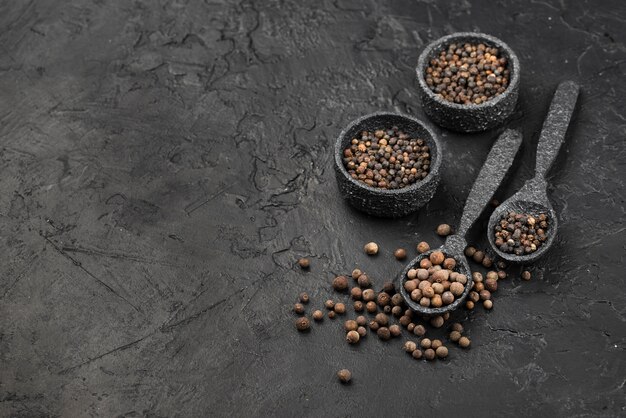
[{"xmin": 494, "ymin": 211, "xmax": 549, "ymax": 255}]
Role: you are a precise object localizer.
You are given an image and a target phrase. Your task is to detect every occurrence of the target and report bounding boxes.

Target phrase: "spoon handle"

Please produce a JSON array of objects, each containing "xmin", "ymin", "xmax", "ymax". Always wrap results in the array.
[
  {"xmin": 534, "ymin": 80, "xmax": 580, "ymax": 180},
  {"xmin": 456, "ymin": 129, "xmax": 523, "ymax": 238}
]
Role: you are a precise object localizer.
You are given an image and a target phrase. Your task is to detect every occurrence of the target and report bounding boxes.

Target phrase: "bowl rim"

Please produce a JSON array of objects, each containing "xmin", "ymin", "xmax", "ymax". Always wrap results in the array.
[
  {"xmin": 334, "ymin": 111, "xmax": 442, "ymax": 195},
  {"xmin": 415, "ymin": 32, "xmax": 521, "ymax": 110}
]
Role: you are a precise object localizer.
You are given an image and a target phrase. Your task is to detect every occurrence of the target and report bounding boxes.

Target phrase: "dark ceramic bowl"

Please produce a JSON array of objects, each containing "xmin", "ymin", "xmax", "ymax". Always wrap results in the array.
[
  {"xmin": 334, "ymin": 112, "xmax": 442, "ymax": 218},
  {"xmin": 416, "ymin": 32, "xmax": 521, "ymax": 133}
]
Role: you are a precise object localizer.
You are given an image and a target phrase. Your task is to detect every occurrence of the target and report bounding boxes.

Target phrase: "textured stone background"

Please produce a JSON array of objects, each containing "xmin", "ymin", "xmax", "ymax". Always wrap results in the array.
[{"xmin": 1, "ymin": 0, "xmax": 625, "ymax": 416}]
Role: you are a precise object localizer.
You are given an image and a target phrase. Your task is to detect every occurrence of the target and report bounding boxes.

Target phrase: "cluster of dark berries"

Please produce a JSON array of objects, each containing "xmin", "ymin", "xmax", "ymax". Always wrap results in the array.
[
  {"xmin": 493, "ymin": 212, "xmax": 549, "ymax": 255},
  {"xmin": 343, "ymin": 127, "xmax": 431, "ymax": 189},
  {"xmin": 425, "ymin": 42, "xmax": 510, "ymax": 105},
  {"xmin": 403, "ymin": 250, "xmax": 468, "ymax": 308}
]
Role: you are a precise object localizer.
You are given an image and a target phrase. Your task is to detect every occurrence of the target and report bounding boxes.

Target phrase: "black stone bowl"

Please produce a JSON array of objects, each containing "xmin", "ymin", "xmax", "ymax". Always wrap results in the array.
[
  {"xmin": 416, "ymin": 32, "xmax": 521, "ymax": 133},
  {"xmin": 334, "ymin": 112, "xmax": 442, "ymax": 218}
]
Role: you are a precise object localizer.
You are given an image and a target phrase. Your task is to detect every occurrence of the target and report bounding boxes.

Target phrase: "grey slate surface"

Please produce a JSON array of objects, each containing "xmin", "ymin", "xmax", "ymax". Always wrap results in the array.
[{"xmin": 1, "ymin": 1, "xmax": 625, "ymax": 417}]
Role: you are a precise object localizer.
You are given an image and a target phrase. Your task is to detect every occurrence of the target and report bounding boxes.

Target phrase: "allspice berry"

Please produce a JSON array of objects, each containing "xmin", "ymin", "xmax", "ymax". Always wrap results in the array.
[
  {"xmin": 294, "ymin": 303, "xmax": 305, "ymax": 314},
  {"xmin": 351, "ymin": 268, "xmax": 362, "ymax": 280},
  {"xmin": 298, "ymin": 258, "xmax": 310, "ymax": 269},
  {"xmin": 377, "ymin": 292, "xmax": 391, "ymax": 307},
  {"xmin": 436, "ymin": 223, "xmax": 452, "ymax": 236},
  {"xmin": 430, "ymin": 315, "xmax": 444, "ymax": 328},
  {"xmin": 353, "ymin": 301, "xmax": 364, "ymax": 312},
  {"xmin": 356, "ymin": 315, "xmax": 367, "ymax": 326},
  {"xmin": 369, "ymin": 320, "xmax": 380, "ymax": 331},
  {"xmin": 312, "ymin": 310, "xmax": 324, "ymax": 321},
  {"xmin": 399, "ymin": 315, "xmax": 411, "ymax": 327},
  {"xmin": 392, "ymin": 306, "xmax": 403, "ymax": 317},
  {"xmin": 420, "ymin": 338, "xmax": 432, "ymax": 349},
  {"xmin": 424, "ymin": 348, "xmax": 436, "ymax": 361},
  {"xmin": 522, "ymin": 270, "xmax": 532, "ymax": 281},
  {"xmin": 403, "ymin": 340, "xmax": 418, "ymax": 352},
  {"xmin": 459, "ymin": 336, "xmax": 471, "ymax": 348},
  {"xmin": 485, "ymin": 278, "xmax": 498, "ymax": 292},
  {"xmin": 366, "ymin": 301, "xmax": 377, "ymax": 313},
  {"xmin": 295, "ymin": 317, "xmax": 310, "ymax": 331},
  {"xmin": 412, "ymin": 349, "xmax": 423, "ymax": 360},
  {"xmin": 383, "ymin": 305, "xmax": 391, "ymax": 314},
  {"xmin": 394, "ymin": 248, "xmax": 407, "ymax": 260},
  {"xmin": 357, "ymin": 326, "xmax": 367, "ymax": 337},
  {"xmin": 465, "ymin": 300, "xmax": 475, "ymax": 310},
  {"xmin": 362, "ymin": 288, "xmax": 375, "ymax": 301},
  {"xmin": 351, "ymin": 287, "xmax": 363, "ymax": 300},
  {"xmin": 325, "ymin": 299, "xmax": 335, "ymax": 310},
  {"xmin": 449, "ymin": 330, "xmax": 462, "ymax": 342},
  {"xmin": 337, "ymin": 369, "xmax": 352, "ymax": 383},
  {"xmin": 413, "ymin": 324, "xmax": 426, "ymax": 336},
  {"xmin": 391, "ymin": 293, "xmax": 404, "ymax": 306},
  {"xmin": 346, "ymin": 330, "xmax": 360, "ymax": 344},
  {"xmin": 464, "ymin": 246, "xmax": 476, "ymax": 257},
  {"xmin": 344, "ymin": 320, "xmax": 358, "ymax": 332},
  {"xmin": 375, "ymin": 313, "xmax": 389, "ymax": 327},
  {"xmin": 472, "ymin": 250, "xmax": 484, "ymax": 263},
  {"xmin": 435, "ymin": 346, "xmax": 449, "ymax": 359},
  {"xmin": 334, "ymin": 303, "xmax": 346, "ymax": 314},
  {"xmin": 357, "ymin": 274, "xmax": 371, "ymax": 288},
  {"xmin": 382, "ymin": 281, "xmax": 395, "ymax": 293},
  {"xmin": 328, "ymin": 311, "xmax": 336, "ymax": 319},
  {"xmin": 389, "ymin": 324, "xmax": 401, "ymax": 337},
  {"xmin": 333, "ymin": 276, "xmax": 349, "ymax": 291},
  {"xmin": 364, "ymin": 242, "xmax": 379, "ymax": 255},
  {"xmin": 299, "ymin": 292, "xmax": 309, "ymax": 303},
  {"xmin": 429, "ymin": 250, "xmax": 445, "ymax": 265},
  {"xmin": 416, "ymin": 241, "xmax": 430, "ymax": 254},
  {"xmin": 377, "ymin": 327, "xmax": 391, "ymax": 341},
  {"xmin": 483, "ymin": 300, "xmax": 493, "ymax": 310},
  {"xmin": 451, "ymin": 323, "xmax": 463, "ymax": 333},
  {"xmin": 431, "ymin": 339, "xmax": 443, "ymax": 350}
]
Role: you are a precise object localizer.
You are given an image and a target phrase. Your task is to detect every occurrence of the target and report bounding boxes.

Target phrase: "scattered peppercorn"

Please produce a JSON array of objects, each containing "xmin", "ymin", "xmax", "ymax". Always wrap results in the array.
[
  {"xmin": 377, "ymin": 292, "xmax": 391, "ymax": 307},
  {"xmin": 351, "ymin": 287, "xmax": 362, "ymax": 300},
  {"xmin": 353, "ymin": 301, "xmax": 364, "ymax": 312},
  {"xmin": 451, "ymin": 323, "xmax": 464, "ymax": 333},
  {"xmin": 328, "ymin": 311, "xmax": 336, "ymax": 319},
  {"xmin": 383, "ymin": 281, "xmax": 395, "ymax": 293},
  {"xmin": 412, "ymin": 349, "xmax": 423, "ymax": 360},
  {"xmin": 424, "ymin": 348, "xmax": 436, "ymax": 361},
  {"xmin": 431, "ymin": 339, "xmax": 443, "ymax": 350},
  {"xmin": 344, "ymin": 320, "xmax": 358, "ymax": 332},
  {"xmin": 494, "ymin": 211, "xmax": 549, "ymax": 255},
  {"xmin": 351, "ymin": 269, "xmax": 362, "ymax": 280},
  {"xmin": 464, "ymin": 246, "xmax": 476, "ymax": 257},
  {"xmin": 394, "ymin": 248, "xmax": 407, "ymax": 260},
  {"xmin": 413, "ymin": 324, "xmax": 426, "ymax": 337},
  {"xmin": 337, "ymin": 369, "xmax": 352, "ymax": 383},
  {"xmin": 298, "ymin": 258, "xmax": 310, "ymax": 269},
  {"xmin": 389, "ymin": 324, "xmax": 401, "ymax": 337},
  {"xmin": 449, "ymin": 330, "xmax": 461, "ymax": 342},
  {"xmin": 364, "ymin": 242, "xmax": 379, "ymax": 255},
  {"xmin": 377, "ymin": 327, "xmax": 391, "ymax": 341},
  {"xmin": 325, "ymin": 299, "xmax": 335, "ymax": 310},
  {"xmin": 472, "ymin": 250, "xmax": 484, "ymax": 263},
  {"xmin": 392, "ymin": 306, "xmax": 403, "ymax": 317},
  {"xmin": 334, "ymin": 303, "xmax": 346, "ymax": 314},
  {"xmin": 497, "ymin": 270, "xmax": 507, "ymax": 280},
  {"xmin": 357, "ymin": 274, "xmax": 371, "ymax": 288},
  {"xmin": 294, "ymin": 303, "xmax": 305, "ymax": 315},
  {"xmin": 482, "ymin": 255, "xmax": 493, "ymax": 268},
  {"xmin": 375, "ymin": 313, "xmax": 389, "ymax": 327},
  {"xmin": 299, "ymin": 292, "xmax": 309, "ymax": 304},
  {"xmin": 357, "ymin": 326, "xmax": 367, "ymax": 337},
  {"xmin": 362, "ymin": 289, "xmax": 375, "ymax": 302},
  {"xmin": 483, "ymin": 300, "xmax": 493, "ymax": 310},
  {"xmin": 333, "ymin": 276, "xmax": 349, "ymax": 292},
  {"xmin": 404, "ymin": 340, "xmax": 418, "ymax": 353},
  {"xmin": 369, "ymin": 320, "xmax": 380, "ymax": 331},
  {"xmin": 430, "ymin": 316, "xmax": 445, "ymax": 328},
  {"xmin": 312, "ymin": 310, "xmax": 324, "ymax": 321},
  {"xmin": 343, "ymin": 128, "xmax": 432, "ymax": 189},
  {"xmin": 459, "ymin": 336, "xmax": 471, "ymax": 348},
  {"xmin": 425, "ymin": 42, "xmax": 510, "ymax": 105},
  {"xmin": 522, "ymin": 270, "xmax": 532, "ymax": 281},
  {"xmin": 416, "ymin": 241, "xmax": 430, "ymax": 254},
  {"xmin": 356, "ymin": 315, "xmax": 367, "ymax": 326},
  {"xmin": 421, "ymin": 338, "xmax": 432, "ymax": 349},
  {"xmin": 435, "ymin": 346, "xmax": 449, "ymax": 358},
  {"xmin": 383, "ymin": 305, "xmax": 391, "ymax": 314},
  {"xmin": 366, "ymin": 301, "xmax": 377, "ymax": 313},
  {"xmin": 346, "ymin": 330, "xmax": 360, "ymax": 344},
  {"xmin": 295, "ymin": 317, "xmax": 310, "ymax": 332},
  {"xmin": 436, "ymin": 223, "xmax": 452, "ymax": 236}
]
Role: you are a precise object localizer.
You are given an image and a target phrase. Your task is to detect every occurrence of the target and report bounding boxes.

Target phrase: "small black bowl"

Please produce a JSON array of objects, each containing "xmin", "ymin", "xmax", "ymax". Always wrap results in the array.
[
  {"xmin": 334, "ymin": 112, "xmax": 442, "ymax": 218},
  {"xmin": 416, "ymin": 32, "xmax": 521, "ymax": 133}
]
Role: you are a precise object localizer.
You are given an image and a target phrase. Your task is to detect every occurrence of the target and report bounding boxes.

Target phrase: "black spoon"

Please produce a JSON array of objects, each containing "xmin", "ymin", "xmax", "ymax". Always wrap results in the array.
[
  {"xmin": 487, "ymin": 81, "xmax": 580, "ymax": 264},
  {"xmin": 398, "ymin": 129, "xmax": 523, "ymax": 315}
]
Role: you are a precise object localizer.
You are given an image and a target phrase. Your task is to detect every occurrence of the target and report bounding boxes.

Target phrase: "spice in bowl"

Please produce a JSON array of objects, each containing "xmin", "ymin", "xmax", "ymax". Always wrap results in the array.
[
  {"xmin": 343, "ymin": 127, "xmax": 431, "ymax": 189},
  {"xmin": 425, "ymin": 42, "xmax": 510, "ymax": 105},
  {"xmin": 403, "ymin": 250, "xmax": 468, "ymax": 308},
  {"xmin": 493, "ymin": 211, "xmax": 549, "ymax": 255}
]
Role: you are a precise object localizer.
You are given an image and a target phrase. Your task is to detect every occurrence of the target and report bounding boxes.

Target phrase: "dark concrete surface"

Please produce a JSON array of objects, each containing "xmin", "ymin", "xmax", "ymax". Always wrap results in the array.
[{"xmin": 0, "ymin": 1, "xmax": 624, "ymax": 417}]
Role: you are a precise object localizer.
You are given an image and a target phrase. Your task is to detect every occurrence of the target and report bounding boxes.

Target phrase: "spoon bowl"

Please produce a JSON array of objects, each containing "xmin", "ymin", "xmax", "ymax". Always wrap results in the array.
[{"xmin": 487, "ymin": 81, "xmax": 579, "ymax": 264}]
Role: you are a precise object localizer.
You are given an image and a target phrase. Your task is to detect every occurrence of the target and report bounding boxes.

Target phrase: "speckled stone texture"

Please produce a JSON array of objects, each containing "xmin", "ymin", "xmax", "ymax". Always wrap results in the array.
[
  {"xmin": 399, "ymin": 129, "xmax": 522, "ymax": 316},
  {"xmin": 489, "ymin": 81, "xmax": 580, "ymax": 263},
  {"xmin": 1, "ymin": 1, "xmax": 625, "ymax": 417},
  {"xmin": 334, "ymin": 112, "xmax": 441, "ymax": 218},
  {"xmin": 416, "ymin": 32, "xmax": 520, "ymax": 133}
]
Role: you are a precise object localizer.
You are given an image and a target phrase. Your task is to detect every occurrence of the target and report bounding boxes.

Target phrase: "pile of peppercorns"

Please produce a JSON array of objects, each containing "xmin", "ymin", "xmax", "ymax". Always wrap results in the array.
[
  {"xmin": 292, "ymin": 225, "xmax": 535, "ymax": 384},
  {"xmin": 343, "ymin": 127, "xmax": 431, "ymax": 189},
  {"xmin": 494, "ymin": 211, "xmax": 549, "ymax": 255},
  {"xmin": 425, "ymin": 42, "xmax": 510, "ymax": 105}
]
